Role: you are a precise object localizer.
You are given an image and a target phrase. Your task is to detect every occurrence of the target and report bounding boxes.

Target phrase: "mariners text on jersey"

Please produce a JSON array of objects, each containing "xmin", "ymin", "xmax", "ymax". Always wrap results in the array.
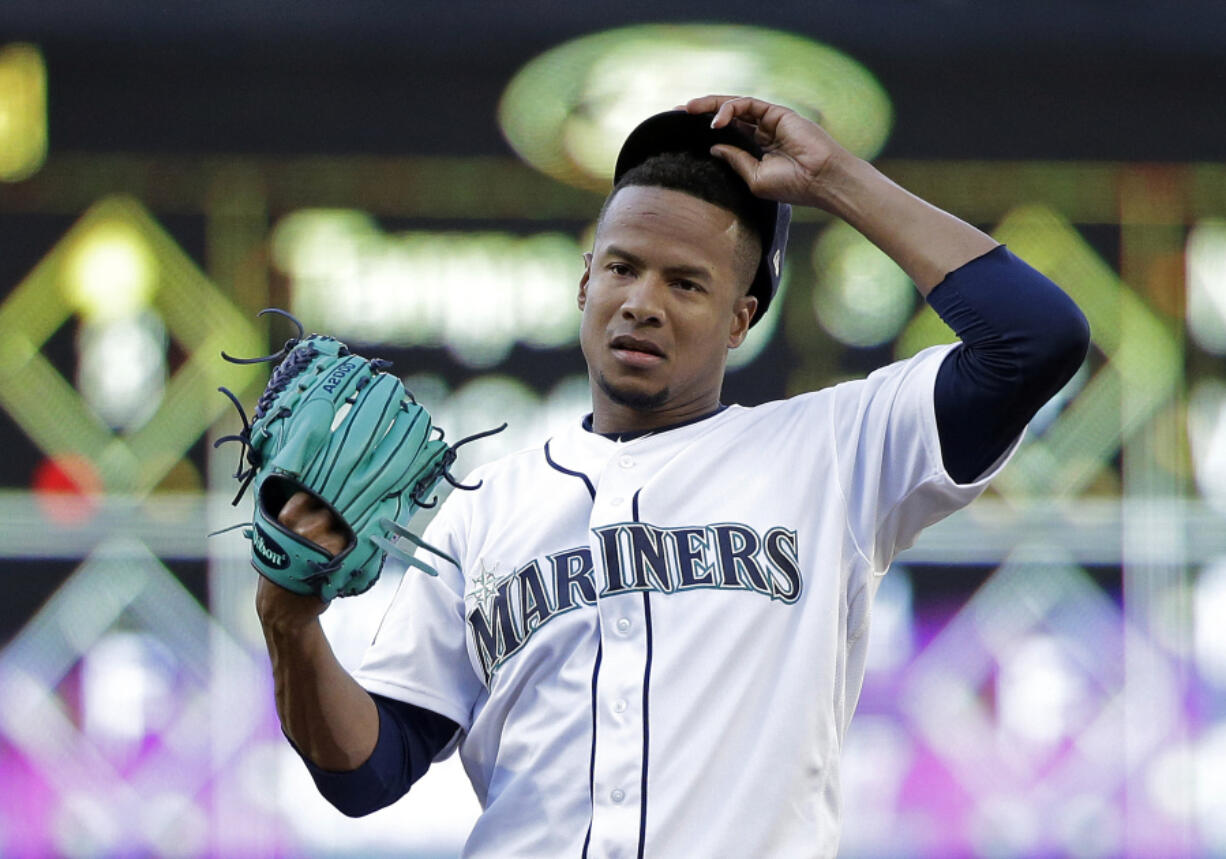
[{"xmin": 467, "ymin": 521, "xmax": 802, "ymax": 681}]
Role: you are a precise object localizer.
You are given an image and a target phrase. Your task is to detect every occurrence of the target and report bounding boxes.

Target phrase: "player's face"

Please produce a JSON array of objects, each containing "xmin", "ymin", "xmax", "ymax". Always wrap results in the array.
[{"xmin": 578, "ymin": 185, "xmax": 758, "ymax": 432}]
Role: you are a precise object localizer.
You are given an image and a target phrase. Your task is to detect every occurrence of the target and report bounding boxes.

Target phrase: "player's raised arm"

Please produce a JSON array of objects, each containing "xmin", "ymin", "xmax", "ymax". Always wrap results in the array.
[
  {"xmin": 683, "ymin": 94, "xmax": 998, "ymax": 294},
  {"xmin": 684, "ymin": 94, "xmax": 1090, "ymax": 484}
]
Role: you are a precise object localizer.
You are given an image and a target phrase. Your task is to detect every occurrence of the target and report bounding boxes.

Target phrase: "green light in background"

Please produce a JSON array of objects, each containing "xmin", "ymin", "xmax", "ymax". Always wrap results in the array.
[
  {"xmin": 0, "ymin": 43, "xmax": 47, "ymax": 182},
  {"xmin": 810, "ymin": 221, "xmax": 915, "ymax": 348},
  {"xmin": 499, "ymin": 24, "xmax": 892, "ymax": 191}
]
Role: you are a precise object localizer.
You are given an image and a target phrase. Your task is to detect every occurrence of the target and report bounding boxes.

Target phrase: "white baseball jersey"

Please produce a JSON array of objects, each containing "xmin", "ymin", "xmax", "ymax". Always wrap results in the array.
[{"xmin": 354, "ymin": 343, "xmax": 1018, "ymax": 858}]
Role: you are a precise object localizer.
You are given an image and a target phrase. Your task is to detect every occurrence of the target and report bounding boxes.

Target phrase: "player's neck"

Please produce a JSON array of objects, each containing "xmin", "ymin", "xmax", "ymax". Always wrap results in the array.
[{"xmin": 587, "ymin": 401, "xmax": 727, "ymax": 438}]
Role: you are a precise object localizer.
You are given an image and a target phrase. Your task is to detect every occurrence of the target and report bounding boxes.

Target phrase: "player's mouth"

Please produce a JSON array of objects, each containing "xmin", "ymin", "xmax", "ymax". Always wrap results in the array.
[{"xmin": 609, "ymin": 334, "xmax": 666, "ymax": 368}]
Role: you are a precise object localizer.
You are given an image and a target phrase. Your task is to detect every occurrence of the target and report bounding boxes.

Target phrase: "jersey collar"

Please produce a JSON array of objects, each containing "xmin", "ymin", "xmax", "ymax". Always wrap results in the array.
[{"xmin": 581, "ymin": 404, "xmax": 729, "ymax": 443}]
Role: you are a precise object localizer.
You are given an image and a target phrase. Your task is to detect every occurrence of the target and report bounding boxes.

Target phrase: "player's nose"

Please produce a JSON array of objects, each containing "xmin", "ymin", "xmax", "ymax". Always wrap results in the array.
[{"xmin": 620, "ymin": 275, "xmax": 666, "ymax": 324}]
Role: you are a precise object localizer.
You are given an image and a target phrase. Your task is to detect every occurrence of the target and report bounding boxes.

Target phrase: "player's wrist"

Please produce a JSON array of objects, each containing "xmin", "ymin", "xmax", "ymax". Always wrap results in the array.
[
  {"xmin": 803, "ymin": 151, "xmax": 877, "ymax": 217},
  {"xmin": 256, "ymin": 576, "xmax": 329, "ymax": 634}
]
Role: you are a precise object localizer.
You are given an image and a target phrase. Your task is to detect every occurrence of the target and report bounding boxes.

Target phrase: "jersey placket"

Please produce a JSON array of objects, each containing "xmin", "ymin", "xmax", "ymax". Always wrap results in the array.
[{"xmin": 586, "ymin": 448, "xmax": 650, "ymax": 858}]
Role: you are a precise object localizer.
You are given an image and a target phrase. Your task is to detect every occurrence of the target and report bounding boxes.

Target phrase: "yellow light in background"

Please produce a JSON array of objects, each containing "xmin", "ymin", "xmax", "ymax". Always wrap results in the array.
[
  {"xmin": 0, "ymin": 43, "xmax": 48, "ymax": 182},
  {"xmin": 62, "ymin": 220, "xmax": 159, "ymax": 323},
  {"xmin": 499, "ymin": 25, "xmax": 892, "ymax": 191},
  {"xmin": 0, "ymin": 195, "xmax": 263, "ymax": 494},
  {"xmin": 811, "ymin": 221, "xmax": 915, "ymax": 348}
]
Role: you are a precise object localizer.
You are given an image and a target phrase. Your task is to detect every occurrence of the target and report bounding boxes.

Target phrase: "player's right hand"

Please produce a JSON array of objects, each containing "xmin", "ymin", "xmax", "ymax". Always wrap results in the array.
[
  {"xmin": 254, "ymin": 491, "xmax": 344, "ymax": 629},
  {"xmin": 682, "ymin": 94, "xmax": 855, "ymax": 213},
  {"xmin": 278, "ymin": 490, "xmax": 349, "ymax": 556}
]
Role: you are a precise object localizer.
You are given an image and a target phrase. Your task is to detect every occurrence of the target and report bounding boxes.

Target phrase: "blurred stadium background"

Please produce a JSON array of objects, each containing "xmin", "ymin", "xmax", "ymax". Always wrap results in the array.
[{"xmin": 2, "ymin": 2, "xmax": 1226, "ymax": 856}]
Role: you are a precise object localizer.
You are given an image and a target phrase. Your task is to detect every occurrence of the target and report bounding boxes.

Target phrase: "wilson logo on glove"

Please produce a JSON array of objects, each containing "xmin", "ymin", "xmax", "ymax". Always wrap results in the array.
[
  {"xmin": 251, "ymin": 525, "xmax": 289, "ymax": 569},
  {"xmin": 211, "ymin": 309, "xmax": 505, "ymax": 601}
]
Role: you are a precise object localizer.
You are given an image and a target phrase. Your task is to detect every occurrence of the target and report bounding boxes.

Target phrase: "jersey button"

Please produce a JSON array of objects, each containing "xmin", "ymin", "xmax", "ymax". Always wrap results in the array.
[
  {"xmin": 611, "ymin": 789, "xmax": 626, "ymax": 803},
  {"xmin": 615, "ymin": 617, "xmax": 631, "ymax": 633},
  {"xmin": 613, "ymin": 698, "xmax": 628, "ymax": 714},
  {"xmin": 618, "ymin": 455, "xmax": 634, "ymax": 469},
  {"xmin": 611, "ymin": 496, "xmax": 624, "ymax": 506}
]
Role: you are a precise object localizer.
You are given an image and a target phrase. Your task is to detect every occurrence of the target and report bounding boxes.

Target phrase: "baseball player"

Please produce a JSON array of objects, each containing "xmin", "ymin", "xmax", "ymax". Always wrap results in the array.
[{"xmin": 256, "ymin": 95, "xmax": 1089, "ymax": 856}]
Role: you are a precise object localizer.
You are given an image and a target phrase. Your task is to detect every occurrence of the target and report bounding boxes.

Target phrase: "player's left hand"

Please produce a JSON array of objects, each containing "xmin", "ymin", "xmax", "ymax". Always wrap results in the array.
[{"xmin": 682, "ymin": 95, "xmax": 857, "ymax": 212}]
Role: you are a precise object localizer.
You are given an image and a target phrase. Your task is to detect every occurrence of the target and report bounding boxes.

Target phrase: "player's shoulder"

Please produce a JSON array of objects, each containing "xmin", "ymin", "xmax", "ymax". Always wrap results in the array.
[
  {"xmin": 724, "ymin": 384, "xmax": 838, "ymax": 422},
  {"xmin": 804, "ymin": 343, "xmax": 957, "ymax": 402},
  {"xmin": 724, "ymin": 343, "xmax": 957, "ymax": 422},
  {"xmin": 467, "ymin": 439, "xmax": 548, "ymax": 477},
  {"xmin": 421, "ymin": 442, "xmax": 545, "ymax": 532},
  {"xmin": 707, "ymin": 392, "xmax": 837, "ymax": 447},
  {"xmin": 832, "ymin": 343, "xmax": 958, "ymax": 402},
  {"xmin": 446, "ymin": 438, "xmax": 559, "ymax": 504}
]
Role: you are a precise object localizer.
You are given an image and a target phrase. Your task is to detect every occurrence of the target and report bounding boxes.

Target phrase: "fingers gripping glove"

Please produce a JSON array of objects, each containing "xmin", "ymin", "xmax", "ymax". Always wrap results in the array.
[{"xmin": 215, "ymin": 309, "xmax": 504, "ymax": 601}]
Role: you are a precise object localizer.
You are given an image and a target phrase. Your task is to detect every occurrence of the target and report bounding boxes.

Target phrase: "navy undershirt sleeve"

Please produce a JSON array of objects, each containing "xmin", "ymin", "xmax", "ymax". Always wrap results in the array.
[
  {"xmin": 295, "ymin": 693, "xmax": 459, "ymax": 818},
  {"xmin": 927, "ymin": 245, "xmax": 1090, "ymax": 484}
]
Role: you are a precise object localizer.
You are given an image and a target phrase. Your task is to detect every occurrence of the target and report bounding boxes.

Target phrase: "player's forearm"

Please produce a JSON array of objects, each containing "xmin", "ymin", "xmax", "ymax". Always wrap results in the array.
[
  {"xmin": 816, "ymin": 154, "xmax": 999, "ymax": 294},
  {"xmin": 261, "ymin": 617, "xmax": 380, "ymax": 772}
]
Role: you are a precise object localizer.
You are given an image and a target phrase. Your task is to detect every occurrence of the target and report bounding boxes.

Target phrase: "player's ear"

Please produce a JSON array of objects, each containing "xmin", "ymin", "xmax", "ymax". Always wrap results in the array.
[
  {"xmin": 578, "ymin": 252, "xmax": 592, "ymax": 310},
  {"xmin": 727, "ymin": 294, "xmax": 757, "ymax": 348}
]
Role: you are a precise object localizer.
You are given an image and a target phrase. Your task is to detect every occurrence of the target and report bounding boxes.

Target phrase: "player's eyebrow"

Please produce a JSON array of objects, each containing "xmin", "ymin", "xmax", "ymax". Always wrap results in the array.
[{"xmin": 602, "ymin": 245, "xmax": 712, "ymax": 282}]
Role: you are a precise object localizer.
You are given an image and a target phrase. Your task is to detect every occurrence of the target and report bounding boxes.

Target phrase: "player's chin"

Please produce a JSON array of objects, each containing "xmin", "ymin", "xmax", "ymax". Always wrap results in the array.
[{"xmin": 596, "ymin": 371, "xmax": 670, "ymax": 411}]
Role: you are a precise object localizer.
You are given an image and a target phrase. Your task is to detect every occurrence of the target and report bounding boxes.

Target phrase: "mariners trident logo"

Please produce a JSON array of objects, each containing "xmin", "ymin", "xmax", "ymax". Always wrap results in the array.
[
  {"xmin": 469, "ymin": 558, "xmax": 503, "ymax": 615},
  {"xmin": 466, "ymin": 521, "xmax": 802, "ymax": 681}
]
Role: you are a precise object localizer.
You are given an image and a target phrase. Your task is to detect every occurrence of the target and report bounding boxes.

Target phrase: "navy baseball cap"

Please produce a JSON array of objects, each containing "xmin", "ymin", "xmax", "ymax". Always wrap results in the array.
[{"xmin": 613, "ymin": 110, "xmax": 791, "ymax": 327}]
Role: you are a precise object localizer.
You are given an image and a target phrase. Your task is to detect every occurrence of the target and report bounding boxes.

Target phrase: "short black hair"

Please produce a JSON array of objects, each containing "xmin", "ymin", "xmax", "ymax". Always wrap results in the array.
[{"xmin": 598, "ymin": 151, "xmax": 763, "ymax": 292}]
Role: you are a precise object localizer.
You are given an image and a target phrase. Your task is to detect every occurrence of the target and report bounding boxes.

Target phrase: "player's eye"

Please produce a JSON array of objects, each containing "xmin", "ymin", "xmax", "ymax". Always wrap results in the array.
[
  {"xmin": 673, "ymin": 279, "xmax": 703, "ymax": 293},
  {"xmin": 608, "ymin": 263, "xmax": 633, "ymax": 277}
]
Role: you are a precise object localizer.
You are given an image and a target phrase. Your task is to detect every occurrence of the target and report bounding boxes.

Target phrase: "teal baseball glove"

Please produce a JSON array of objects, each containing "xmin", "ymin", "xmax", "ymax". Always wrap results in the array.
[{"xmin": 215, "ymin": 309, "xmax": 503, "ymax": 601}]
